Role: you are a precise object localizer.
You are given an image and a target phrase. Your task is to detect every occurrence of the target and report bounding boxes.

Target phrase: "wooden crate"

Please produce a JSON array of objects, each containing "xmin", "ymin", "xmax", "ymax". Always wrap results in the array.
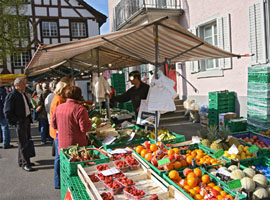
[{"xmin": 77, "ymin": 153, "xmax": 189, "ymax": 200}]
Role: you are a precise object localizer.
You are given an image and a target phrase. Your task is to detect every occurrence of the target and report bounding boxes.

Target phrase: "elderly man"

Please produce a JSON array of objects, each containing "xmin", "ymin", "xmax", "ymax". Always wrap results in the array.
[
  {"xmin": 0, "ymin": 79, "xmax": 13, "ymax": 149},
  {"xmin": 4, "ymin": 77, "xmax": 35, "ymax": 172}
]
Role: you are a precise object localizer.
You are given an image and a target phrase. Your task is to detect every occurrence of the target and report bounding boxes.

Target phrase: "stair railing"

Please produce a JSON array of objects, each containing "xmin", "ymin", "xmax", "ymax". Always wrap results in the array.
[{"xmin": 176, "ymin": 71, "xmax": 199, "ymax": 93}]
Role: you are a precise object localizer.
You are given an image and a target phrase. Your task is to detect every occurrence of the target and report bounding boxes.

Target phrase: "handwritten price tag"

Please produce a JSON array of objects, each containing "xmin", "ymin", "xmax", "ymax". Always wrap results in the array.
[
  {"xmin": 103, "ymin": 136, "xmax": 116, "ymax": 145},
  {"xmin": 248, "ymin": 145, "xmax": 259, "ymax": 154},
  {"xmin": 228, "ymin": 144, "xmax": 239, "ymax": 155},
  {"xmin": 157, "ymin": 158, "xmax": 170, "ymax": 167},
  {"xmin": 101, "ymin": 167, "xmax": 120, "ymax": 176},
  {"xmin": 214, "ymin": 149, "xmax": 224, "ymax": 159}
]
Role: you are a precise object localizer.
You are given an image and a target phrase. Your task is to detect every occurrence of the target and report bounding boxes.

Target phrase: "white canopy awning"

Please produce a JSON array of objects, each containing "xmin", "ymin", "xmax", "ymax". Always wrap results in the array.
[{"xmin": 25, "ymin": 17, "xmax": 242, "ymax": 77}]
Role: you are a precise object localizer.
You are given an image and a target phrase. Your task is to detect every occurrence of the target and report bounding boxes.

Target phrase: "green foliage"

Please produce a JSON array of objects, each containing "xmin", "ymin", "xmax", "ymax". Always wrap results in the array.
[{"xmin": 0, "ymin": 0, "xmax": 30, "ymax": 65}]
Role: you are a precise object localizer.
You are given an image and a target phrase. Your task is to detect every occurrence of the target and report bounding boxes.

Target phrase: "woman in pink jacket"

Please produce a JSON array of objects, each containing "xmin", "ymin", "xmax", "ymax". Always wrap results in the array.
[{"xmin": 51, "ymin": 86, "xmax": 92, "ymax": 151}]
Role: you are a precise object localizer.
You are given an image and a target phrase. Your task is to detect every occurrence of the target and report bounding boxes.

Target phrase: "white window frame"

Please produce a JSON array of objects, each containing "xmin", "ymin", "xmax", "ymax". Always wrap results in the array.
[
  {"xmin": 41, "ymin": 21, "xmax": 58, "ymax": 37},
  {"xmin": 13, "ymin": 52, "xmax": 30, "ymax": 67},
  {"xmin": 70, "ymin": 21, "xmax": 87, "ymax": 38},
  {"xmin": 189, "ymin": 14, "xmax": 232, "ymax": 78}
]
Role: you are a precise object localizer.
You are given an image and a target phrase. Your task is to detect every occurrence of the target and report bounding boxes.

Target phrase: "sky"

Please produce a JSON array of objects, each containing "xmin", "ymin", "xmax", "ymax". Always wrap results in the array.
[{"xmin": 84, "ymin": 0, "xmax": 110, "ymax": 34}]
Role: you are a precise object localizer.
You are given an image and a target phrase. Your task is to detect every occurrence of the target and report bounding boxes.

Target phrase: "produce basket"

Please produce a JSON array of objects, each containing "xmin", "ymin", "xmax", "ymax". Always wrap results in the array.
[
  {"xmin": 163, "ymin": 167, "xmax": 245, "ymax": 200},
  {"xmin": 232, "ymin": 132, "xmax": 270, "ymax": 156},
  {"xmin": 241, "ymin": 156, "xmax": 270, "ymax": 178},
  {"xmin": 60, "ymin": 145, "xmax": 110, "ymax": 176},
  {"xmin": 148, "ymin": 131, "xmax": 185, "ymax": 144}
]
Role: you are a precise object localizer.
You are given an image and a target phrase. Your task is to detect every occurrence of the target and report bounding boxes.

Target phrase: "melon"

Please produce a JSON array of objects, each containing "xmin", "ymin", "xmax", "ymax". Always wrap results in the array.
[
  {"xmin": 253, "ymin": 174, "xmax": 268, "ymax": 187},
  {"xmin": 241, "ymin": 177, "xmax": 255, "ymax": 192},
  {"xmin": 228, "ymin": 165, "xmax": 238, "ymax": 172},
  {"xmin": 243, "ymin": 168, "xmax": 256, "ymax": 178},
  {"xmin": 266, "ymin": 185, "xmax": 270, "ymax": 196},
  {"xmin": 230, "ymin": 169, "xmax": 245, "ymax": 180},
  {"xmin": 253, "ymin": 187, "xmax": 268, "ymax": 200}
]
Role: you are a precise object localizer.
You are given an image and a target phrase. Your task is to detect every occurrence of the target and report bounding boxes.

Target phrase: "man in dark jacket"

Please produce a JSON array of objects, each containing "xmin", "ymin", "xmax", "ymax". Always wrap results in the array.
[
  {"xmin": 4, "ymin": 77, "xmax": 35, "ymax": 172},
  {"xmin": 0, "ymin": 79, "xmax": 13, "ymax": 149},
  {"xmin": 111, "ymin": 71, "xmax": 149, "ymax": 116}
]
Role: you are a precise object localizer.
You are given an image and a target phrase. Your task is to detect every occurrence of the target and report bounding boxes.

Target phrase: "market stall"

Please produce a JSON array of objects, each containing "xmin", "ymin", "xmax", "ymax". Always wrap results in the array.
[{"xmin": 25, "ymin": 17, "xmax": 250, "ymax": 200}]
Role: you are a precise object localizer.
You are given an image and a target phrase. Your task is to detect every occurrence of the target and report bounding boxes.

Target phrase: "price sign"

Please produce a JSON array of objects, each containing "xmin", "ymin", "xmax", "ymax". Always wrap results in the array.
[
  {"xmin": 192, "ymin": 136, "xmax": 201, "ymax": 144},
  {"xmin": 248, "ymin": 145, "xmax": 259, "ymax": 154},
  {"xmin": 214, "ymin": 149, "xmax": 224, "ymax": 159},
  {"xmin": 157, "ymin": 158, "xmax": 170, "ymax": 167},
  {"xmin": 101, "ymin": 167, "xmax": 120, "ymax": 176},
  {"xmin": 109, "ymin": 149, "xmax": 128, "ymax": 154},
  {"xmin": 103, "ymin": 136, "xmax": 116, "ymax": 145},
  {"xmin": 228, "ymin": 144, "xmax": 239, "ymax": 155},
  {"xmin": 216, "ymin": 167, "xmax": 231, "ymax": 177},
  {"xmin": 228, "ymin": 179, "xmax": 242, "ymax": 191}
]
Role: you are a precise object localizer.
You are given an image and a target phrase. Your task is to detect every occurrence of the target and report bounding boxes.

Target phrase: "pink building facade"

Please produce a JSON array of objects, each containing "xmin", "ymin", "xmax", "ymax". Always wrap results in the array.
[{"xmin": 108, "ymin": 0, "xmax": 270, "ymax": 117}]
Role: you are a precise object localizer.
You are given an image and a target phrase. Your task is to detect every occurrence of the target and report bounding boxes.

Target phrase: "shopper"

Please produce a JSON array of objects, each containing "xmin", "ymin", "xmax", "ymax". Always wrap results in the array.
[
  {"xmin": 0, "ymin": 79, "xmax": 13, "ymax": 149},
  {"xmin": 51, "ymin": 86, "xmax": 92, "ymax": 151},
  {"xmin": 45, "ymin": 80, "xmax": 57, "ymax": 121},
  {"xmin": 49, "ymin": 77, "xmax": 71, "ymax": 189},
  {"xmin": 4, "ymin": 77, "xmax": 35, "ymax": 172},
  {"xmin": 36, "ymin": 82, "xmax": 51, "ymax": 145},
  {"xmin": 111, "ymin": 71, "xmax": 150, "ymax": 116}
]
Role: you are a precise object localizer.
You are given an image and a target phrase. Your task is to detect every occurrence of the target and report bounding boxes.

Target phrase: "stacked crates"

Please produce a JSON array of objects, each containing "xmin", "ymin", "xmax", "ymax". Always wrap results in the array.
[
  {"xmin": 247, "ymin": 66, "xmax": 270, "ymax": 129},
  {"xmin": 111, "ymin": 73, "xmax": 126, "ymax": 95},
  {"xmin": 208, "ymin": 91, "xmax": 235, "ymax": 125}
]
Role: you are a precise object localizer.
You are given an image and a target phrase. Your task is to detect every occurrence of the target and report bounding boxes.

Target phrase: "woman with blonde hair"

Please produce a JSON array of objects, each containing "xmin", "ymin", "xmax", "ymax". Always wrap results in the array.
[{"xmin": 50, "ymin": 77, "xmax": 71, "ymax": 189}]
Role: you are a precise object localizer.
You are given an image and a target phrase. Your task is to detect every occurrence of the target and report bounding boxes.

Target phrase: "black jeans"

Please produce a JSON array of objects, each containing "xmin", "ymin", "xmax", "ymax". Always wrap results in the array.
[{"xmin": 16, "ymin": 117, "xmax": 31, "ymax": 167}]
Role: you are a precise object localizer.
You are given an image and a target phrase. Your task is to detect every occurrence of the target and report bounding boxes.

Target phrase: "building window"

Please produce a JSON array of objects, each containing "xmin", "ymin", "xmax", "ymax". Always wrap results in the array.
[
  {"xmin": 201, "ymin": 22, "xmax": 219, "ymax": 70},
  {"xmin": 13, "ymin": 52, "xmax": 30, "ymax": 67},
  {"xmin": 42, "ymin": 21, "xmax": 58, "ymax": 37},
  {"xmin": 70, "ymin": 22, "xmax": 87, "ymax": 38}
]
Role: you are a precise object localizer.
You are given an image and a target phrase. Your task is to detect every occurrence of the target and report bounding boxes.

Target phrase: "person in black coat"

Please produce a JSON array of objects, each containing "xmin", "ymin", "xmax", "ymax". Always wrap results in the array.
[{"xmin": 4, "ymin": 77, "xmax": 35, "ymax": 172}]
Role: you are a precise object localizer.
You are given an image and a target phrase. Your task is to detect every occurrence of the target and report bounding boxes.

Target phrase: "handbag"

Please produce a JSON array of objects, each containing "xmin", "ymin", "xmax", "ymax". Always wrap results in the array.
[{"xmin": 28, "ymin": 139, "xmax": 36, "ymax": 158}]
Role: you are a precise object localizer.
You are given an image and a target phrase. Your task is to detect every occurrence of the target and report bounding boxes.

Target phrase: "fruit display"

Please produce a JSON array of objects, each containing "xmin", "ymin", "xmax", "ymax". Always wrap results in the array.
[
  {"xmin": 167, "ymin": 168, "xmax": 236, "ymax": 200},
  {"xmin": 100, "ymin": 192, "xmax": 114, "ymax": 200},
  {"xmin": 96, "ymin": 164, "xmax": 110, "ymax": 171},
  {"xmin": 105, "ymin": 180, "xmax": 124, "ymax": 195},
  {"xmin": 198, "ymin": 126, "xmax": 256, "ymax": 160},
  {"xmin": 111, "ymin": 151, "xmax": 132, "ymax": 160},
  {"xmin": 234, "ymin": 133, "xmax": 270, "ymax": 149},
  {"xmin": 206, "ymin": 164, "xmax": 270, "ymax": 199},
  {"xmin": 124, "ymin": 186, "xmax": 145, "ymax": 199},
  {"xmin": 114, "ymin": 160, "xmax": 129, "ymax": 172},
  {"xmin": 117, "ymin": 177, "xmax": 135, "ymax": 187},
  {"xmin": 259, "ymin": 129, "xmax": 270, "ymax": 137},
  {"xmin": 135, "ymin": 141, "xmax": 222, "ymax": 172},
  {"xmin": 88, "ymin": 173, "xmax": 100, "ymax": 182},
  {"xmin": 125, "ymin": 155, "xmax": 140, "ymax": 170},
  {"xmin": 63, "ymin": 145, "xmax": 101, "ymax": 162},
  {"xmin": 147, "ymin": 128, "xmax": 176, "ymax": 141}
]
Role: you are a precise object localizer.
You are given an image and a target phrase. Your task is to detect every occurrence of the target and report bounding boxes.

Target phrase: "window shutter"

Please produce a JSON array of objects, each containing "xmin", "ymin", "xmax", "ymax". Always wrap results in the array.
[
  {"xmin": 217, "ymin": 14, "xmax": 232, "ymax": 69},
  {"xmin": 248, "ymin": 0, "xmax": 267, "ymax": 65},
  {"xmin": 188, "ymin": 27, "xmax": 200, "ymax": 73}
]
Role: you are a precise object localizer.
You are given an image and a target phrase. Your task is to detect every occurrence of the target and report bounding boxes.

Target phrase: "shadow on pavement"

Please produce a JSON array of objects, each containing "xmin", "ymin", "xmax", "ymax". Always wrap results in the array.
[
  {"xmin": 35, "ymin": 159, "xmax": 54, "ymax": 165},
  {"xmin": 34, "ymin": 166, "xmax": 54, "ymax": 170}
]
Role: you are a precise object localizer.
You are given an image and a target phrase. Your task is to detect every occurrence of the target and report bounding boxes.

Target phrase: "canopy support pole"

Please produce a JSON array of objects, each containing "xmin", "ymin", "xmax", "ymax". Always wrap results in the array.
[
  {"xmin": 159, "ymin": 42, "xmax": 204, "ymax": 66},
  {"xmin": 154, "ymin": 24, "xmax": 159, "ymax": 143},
  {"xmin": 96, "ymin": 48, "xmax": 102, "ymax": 115},
  {"xmin": 101, "ymin": 37, "xmax": 154, "ymax": 65}
]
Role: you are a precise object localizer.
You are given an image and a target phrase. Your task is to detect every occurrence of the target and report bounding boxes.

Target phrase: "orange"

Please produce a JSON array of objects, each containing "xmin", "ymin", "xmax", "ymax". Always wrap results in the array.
[
  {"xmin": 186, "ymin": 172, "xmax": 195, "ymax": 179},
  {"xmin": 180, "ymin": 160, "xmax": 188, "ymax": 167},
  {"xmin": 183, "ymin": 185, "xmax": 191, "ymax": 192},
  {"xmin": 173, "ymin": 161, "xmax": 182, "ymax": 169},
  {"xmin": 186, "ymin": 150, "xmax": 191, "ymax": 154},
  {"xmin": 194, "ymin": 194, "xmax": 203, "ymax": 200},
  {"xmin": 217, "ymin": 195, "xmax": 223, "ymax": 200},
  {"xmin": 144, "ymin": 153, "xmax": 152, "ymax": 161},
  {"xmin": 150, "ymin": 144, "xmax": 158, "ymax": 152},
  {"xmin": 140, "ymin": 149, "xmax": 148, "ymax": 158},
  {"xmin": 201, "ymin": 174, "xmax": 211, "ymax": 184},
  {"xmin": 187, "ymin": 176, "xmax": 197, "ymax": 187},
  {"xmin": 173, "ymin": 148, "xmax": 180, "ymax": 154},
  {"xmin": 186, "ymin": 155, "xmax": 193, "ymax": 164},
  {"xmin": 194, "ymin": 168, "xmax": 202, "ymax": 177},
  {"xmin": 189, "ymin": 189, "xmax": 197, "ymax": 197},
  {"xmin": 213, "ymin": 186, "xmax": 222, "ymax": 192},
  {"xmin": 194, "ymin": 186, "xmax": 201, "ymax": 193},
  {"xmin": 136, "ymin": 146, "xmax": 144, "ymax": 154},
  {"xmin": 164, "ymin": 163, "xmax": 174, "ymax": 171},
  {"xmin": 167, "ymin": 149, "xmax": 175, "ymax": 156},
  {"xmin": 191, "ymin": 151, "xmax": 197, "ymax": 157},
  {"xmin": 225, "ymin": 195, "xmax": 234, "ymax": 200},
  {"xmin": 220, "ymin": 191, "xmax": 227, "ymax": 197},
  {"xmin": 168, "ymin": 170, "xmax": 179, "ymax": 180},
  {"xmin": 207, "ymin": 182, "xmax": 216, "ymax": 188}
]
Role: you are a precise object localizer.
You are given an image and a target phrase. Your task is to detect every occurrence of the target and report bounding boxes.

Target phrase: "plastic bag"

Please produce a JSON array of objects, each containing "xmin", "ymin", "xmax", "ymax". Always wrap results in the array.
[{"xmin": 92, "ymin": 75, "xmax": 112, "ymax": 103}]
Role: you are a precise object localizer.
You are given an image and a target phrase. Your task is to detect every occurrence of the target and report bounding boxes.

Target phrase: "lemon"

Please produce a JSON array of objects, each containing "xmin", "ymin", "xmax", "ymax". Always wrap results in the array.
[{"xmin": 231, "ymin": 154, "xmax": 237, "ymax": 159}]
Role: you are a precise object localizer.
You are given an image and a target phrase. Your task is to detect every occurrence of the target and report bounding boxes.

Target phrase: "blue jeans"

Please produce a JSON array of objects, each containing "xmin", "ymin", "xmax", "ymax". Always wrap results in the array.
[
  {"xmin": 39, "ymin": 118, "xmax": 49, "ymax": 143},
  {"xmin": 0, "ymin": 118, "xmax": 10, "ymax": 147},
  {"xmin": 54, "ymin": 139, "xmax": 60, "ymax": 188}
]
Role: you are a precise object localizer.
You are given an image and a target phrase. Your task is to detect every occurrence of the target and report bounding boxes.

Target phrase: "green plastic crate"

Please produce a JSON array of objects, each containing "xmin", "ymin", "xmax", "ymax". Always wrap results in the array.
[
  {"xmin": 149, "ymin": 132, "xmax": 185, "ymax": 144},
  {"xmin": 163, "ymin": 167, "xmax": 245, "ymax": 200},
  {"xmin": 209, "ymin": 91, "xmax": 235, "ymax": 100},
  {"xmin": 60, "ymin": 145, "xmax": 110, "ymax": 176},
  {"xmin": 248, "ymin": 73, "xmax": 270, "ymax": 83},
  {"xmin": 227, "ymin": 118, "xmax": 247, "ymax": 132}
]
